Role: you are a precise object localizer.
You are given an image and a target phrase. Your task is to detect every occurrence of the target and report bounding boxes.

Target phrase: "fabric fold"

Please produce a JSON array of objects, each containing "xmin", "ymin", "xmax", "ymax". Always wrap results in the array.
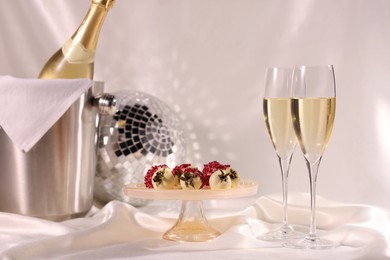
[{"xmin": 0, "ymin": 194, "xmax": 389, "ymax": 259}]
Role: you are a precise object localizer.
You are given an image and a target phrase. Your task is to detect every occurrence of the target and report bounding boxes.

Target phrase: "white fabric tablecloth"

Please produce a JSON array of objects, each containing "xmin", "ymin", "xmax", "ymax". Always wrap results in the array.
[{"xmin": 0, "ymin": 193, "xmax": 389, "ymax": 259}]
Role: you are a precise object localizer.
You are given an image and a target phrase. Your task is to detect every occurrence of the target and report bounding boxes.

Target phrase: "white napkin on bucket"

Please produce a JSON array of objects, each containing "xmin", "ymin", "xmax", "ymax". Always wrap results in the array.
[{"xmin": 0, "ymin": 75, "xmax": 93, "ymax": 152}]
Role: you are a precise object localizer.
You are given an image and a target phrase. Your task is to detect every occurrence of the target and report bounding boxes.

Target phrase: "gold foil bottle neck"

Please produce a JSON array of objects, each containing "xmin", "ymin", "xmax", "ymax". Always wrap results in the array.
[
  {"xmin": 93, "ymin": 0, "xmax": 115, "ymax": 10},
  {"xmin": 38, "ymin": 0, "xmax": 114, "ymax": 79}
]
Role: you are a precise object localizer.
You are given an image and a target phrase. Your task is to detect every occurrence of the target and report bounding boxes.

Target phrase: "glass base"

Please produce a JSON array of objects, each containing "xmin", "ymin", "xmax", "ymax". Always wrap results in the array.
[
  {"xmin": 283, "ymin": 234, "xmax": 339, "ymax": 249},
  {"xmin": 162, "ymin": 200, "xmax": 221, "ymax": 242},
  {"xmin": 257, "ymin": 224, "xmax": 304, "ymax": 241},
  {"xmin": 163, "ymin": 221, "xmax": 221, "ymax": 242}
]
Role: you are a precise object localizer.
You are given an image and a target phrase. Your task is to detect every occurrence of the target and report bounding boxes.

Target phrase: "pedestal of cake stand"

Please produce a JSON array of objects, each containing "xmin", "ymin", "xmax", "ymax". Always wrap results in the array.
[
  {"xmin": 123, "ymin": 180, "xmax": 258, "ymax": 242},
  {"xmin": 163, "ymin": 200, "xmax": 221, "ymax": 242}
]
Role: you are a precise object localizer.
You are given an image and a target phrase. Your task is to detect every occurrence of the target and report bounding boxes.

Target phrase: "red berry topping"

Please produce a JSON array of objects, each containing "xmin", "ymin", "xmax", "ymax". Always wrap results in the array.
[
  {"xmin": 172, "ymin": 163, "xmax": 192, "ymax": 178},
  {"xmin": 183, "ymin": 167, "xmax": 202, "ymax": 177},
  {"xmin": 202, "ymin": 161, "xmax": 230, "ymax": 187},
  {"xmin": 144, "ymin": 164, "xmax": 169, "ymax": 189}
]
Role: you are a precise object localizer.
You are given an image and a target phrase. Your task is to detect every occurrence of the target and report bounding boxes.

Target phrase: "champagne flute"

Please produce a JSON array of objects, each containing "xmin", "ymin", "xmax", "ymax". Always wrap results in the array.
[
  {"xmin": 283, "ymin": 65, "xmax": 338, "ymax": 249},
  {"xmin": 260, "ymin": 67, "xmax": 302, "ymax": 240}
]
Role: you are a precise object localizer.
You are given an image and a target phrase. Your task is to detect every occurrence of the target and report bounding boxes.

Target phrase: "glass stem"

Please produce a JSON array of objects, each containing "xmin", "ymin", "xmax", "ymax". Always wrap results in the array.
[
  {"xmin": 179, "ymin": 200, "xmax": 205, "ymax": 224},
  {"xmin": 306, "ymin": 158, "xmax": 321, "ymax": 239},
  {"xmin": 278, "ymin": 155, "xmax": 293, "ymax": 227}
]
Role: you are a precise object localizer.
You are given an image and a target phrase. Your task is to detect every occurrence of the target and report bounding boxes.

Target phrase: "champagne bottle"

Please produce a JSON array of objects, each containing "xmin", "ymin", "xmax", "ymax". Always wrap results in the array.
[{"xmin": 38, "ymin": 0, "xmax": 115, "ymax": 79}]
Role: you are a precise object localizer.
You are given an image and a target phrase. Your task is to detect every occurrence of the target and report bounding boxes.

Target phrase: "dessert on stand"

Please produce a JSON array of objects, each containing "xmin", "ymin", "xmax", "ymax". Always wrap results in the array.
[{"xmin": 123, "ymin": 161, "xmax": 258, "ymax": 242}]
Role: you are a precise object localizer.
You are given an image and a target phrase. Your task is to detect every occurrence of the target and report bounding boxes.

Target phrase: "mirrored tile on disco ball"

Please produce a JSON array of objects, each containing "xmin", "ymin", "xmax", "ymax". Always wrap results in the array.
[{"xmin": 95, "ymin": 90, "xmax": 187, "ymax": 207}]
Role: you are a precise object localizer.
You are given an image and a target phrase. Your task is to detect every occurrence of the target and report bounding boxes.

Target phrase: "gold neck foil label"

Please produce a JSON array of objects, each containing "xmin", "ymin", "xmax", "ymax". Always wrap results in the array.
[{"xmin": 62, "ymin": 39, "xmax": 95, "ymax": 64}]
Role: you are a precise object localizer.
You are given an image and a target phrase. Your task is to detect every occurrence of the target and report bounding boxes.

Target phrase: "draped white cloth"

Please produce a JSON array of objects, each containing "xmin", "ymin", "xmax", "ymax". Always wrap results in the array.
[{"xmin": 0, "ymin": 193, "xmax": 389, "ymax": 259}]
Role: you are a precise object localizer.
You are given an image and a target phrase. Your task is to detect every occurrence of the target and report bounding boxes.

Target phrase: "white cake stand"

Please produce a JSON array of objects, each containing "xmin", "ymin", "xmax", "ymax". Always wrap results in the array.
[{"xmin": 123, "ymin": 180, "xmax": 258, "ymax": 242}]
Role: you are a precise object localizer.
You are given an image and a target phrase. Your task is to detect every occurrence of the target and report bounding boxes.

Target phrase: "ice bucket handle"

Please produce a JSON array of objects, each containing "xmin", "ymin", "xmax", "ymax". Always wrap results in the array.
[{"xmin": 92, "ymin": 93, "xmax": 117, "ymax": 115}]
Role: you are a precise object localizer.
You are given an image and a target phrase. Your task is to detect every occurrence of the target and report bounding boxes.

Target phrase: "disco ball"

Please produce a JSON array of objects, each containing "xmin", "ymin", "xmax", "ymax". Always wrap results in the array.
[{"xmin": 94, "ymin": 90, "xmax": 187, "ymax": 207}]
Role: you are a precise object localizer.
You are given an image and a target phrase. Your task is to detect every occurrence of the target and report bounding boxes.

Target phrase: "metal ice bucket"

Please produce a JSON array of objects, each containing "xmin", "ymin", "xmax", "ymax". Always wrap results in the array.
[{"xmin": 0, "ymin": 82, "xmax": 116, "ymax": 221}]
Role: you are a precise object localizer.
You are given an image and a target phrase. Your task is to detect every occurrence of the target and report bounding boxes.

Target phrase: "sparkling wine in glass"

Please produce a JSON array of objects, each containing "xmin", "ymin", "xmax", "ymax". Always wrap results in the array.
[
  {"xmin": 283, "ymin": 65, "xmax": 338, "ymax": 249},
  {"xmin": 260, "ymin": 67, "xmax": 303, "ymax": 240}
]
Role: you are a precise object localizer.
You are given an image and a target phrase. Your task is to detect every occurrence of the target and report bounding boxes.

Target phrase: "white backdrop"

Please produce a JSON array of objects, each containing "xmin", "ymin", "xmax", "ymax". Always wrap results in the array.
[{"xmin": 1, "ymin": 0, "xmax": 390, "ymax": 208}]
